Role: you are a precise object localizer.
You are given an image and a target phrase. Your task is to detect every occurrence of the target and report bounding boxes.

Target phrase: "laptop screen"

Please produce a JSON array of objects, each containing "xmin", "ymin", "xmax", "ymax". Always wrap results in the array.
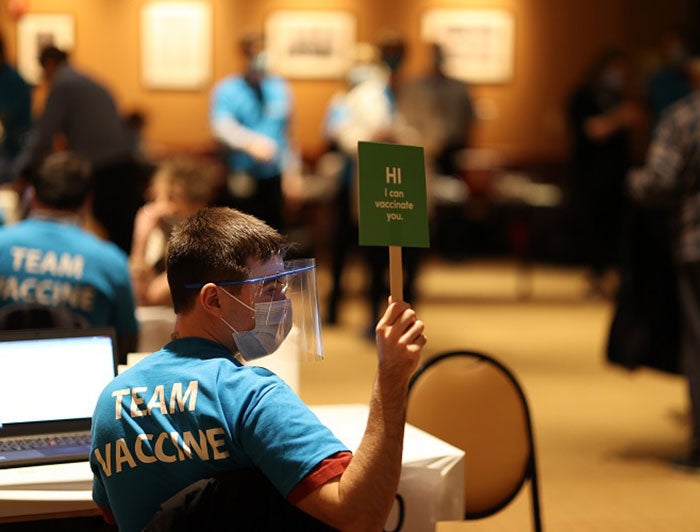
[{"xmin": 0, "ymin": 329, "xmax": 116, "ymax": 428}]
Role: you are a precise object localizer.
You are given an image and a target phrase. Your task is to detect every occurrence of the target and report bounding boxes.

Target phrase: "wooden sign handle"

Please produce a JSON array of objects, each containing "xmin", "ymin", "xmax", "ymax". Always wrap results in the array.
[{"xmin": 389, "ymin": 246, "xmax": 403, "ymax": 302}]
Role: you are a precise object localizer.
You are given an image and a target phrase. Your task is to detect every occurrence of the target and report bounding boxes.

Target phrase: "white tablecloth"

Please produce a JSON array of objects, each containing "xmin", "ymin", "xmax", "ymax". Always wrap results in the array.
[{"xmin": 311, "ymin": 404, "xmax": 465, "ymax": 531}]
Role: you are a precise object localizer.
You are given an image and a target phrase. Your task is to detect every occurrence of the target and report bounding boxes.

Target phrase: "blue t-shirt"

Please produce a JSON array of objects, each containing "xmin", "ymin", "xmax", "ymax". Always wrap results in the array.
[
  {"xmin": 90, "ymin": 337, "xmax": 348, "ymax": 532},
  {"xmin": 210, "ymin": 74, "xmax": 291, "ymax": 179},
  {"xmin": 0, "ymin": 218, "xmax": 138, "ymax": 336}
]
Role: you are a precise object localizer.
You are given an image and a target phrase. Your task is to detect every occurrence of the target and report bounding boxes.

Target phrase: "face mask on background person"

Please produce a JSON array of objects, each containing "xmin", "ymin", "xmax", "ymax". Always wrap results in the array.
[
  {"xmin": 219, "ymin": 288, "xmax": 293, "ymax": 361},
  {"xmin": 250, "ymin": 52, "xmax": 268, "ymax": 76}
]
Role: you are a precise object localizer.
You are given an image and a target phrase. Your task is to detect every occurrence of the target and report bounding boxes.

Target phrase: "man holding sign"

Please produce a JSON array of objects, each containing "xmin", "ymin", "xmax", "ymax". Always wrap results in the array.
[
  {"xmin": 90, "ymin": 207, "xmax": 427, "ymax": 531},
  {"xmin": 358, "ymin": 141, "xmax": 431, "ymax": 304}
]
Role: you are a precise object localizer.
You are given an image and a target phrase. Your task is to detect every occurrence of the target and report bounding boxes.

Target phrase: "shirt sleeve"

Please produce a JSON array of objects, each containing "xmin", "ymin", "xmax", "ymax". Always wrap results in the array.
[
  {"xmin": 211, "ymin": 115, "xmax": 261, "ymax": 151},
  {"xmin": 230, "ymin": 371, "xmax": 350, "ymax": 499},
  {"xmin": 286, "ymin": 451, "xmax": 353, "ymax": 504}
]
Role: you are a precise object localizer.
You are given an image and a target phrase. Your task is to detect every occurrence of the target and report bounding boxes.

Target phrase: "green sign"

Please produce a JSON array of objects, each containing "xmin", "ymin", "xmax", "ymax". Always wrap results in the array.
[{"xmin": 357, "ymin": 141, "xmax": 430, "ymax": 248}]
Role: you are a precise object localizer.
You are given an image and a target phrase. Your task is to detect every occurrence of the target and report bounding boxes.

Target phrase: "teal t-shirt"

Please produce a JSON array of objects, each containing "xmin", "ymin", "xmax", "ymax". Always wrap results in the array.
[
  {"xmin": 210, "ymin": 74, "xmax": 290, "ymax": 179},
  {"xmin": 90, "ymin": 337, "xmax": 348, "ymax": 532},
  {"xmin": 0, "ymin": 217, "xmax": 138, "ymax": 336}
]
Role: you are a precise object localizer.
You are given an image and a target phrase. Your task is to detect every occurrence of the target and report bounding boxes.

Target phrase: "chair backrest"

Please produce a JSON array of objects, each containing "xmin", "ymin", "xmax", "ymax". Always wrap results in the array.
[
  {"xmin": 0, "ymin": 302, "xmax": 90, "ymax": 330},
  {"xmin": 407, "ymin": 350, "xmax": 542, "ymax": 531}
]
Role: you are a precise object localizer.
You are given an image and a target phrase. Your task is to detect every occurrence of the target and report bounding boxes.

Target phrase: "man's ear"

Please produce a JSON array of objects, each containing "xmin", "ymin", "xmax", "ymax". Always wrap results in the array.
[{"xmin": 199, "ymin": 284, "xmax": 223, "ymax": 317}]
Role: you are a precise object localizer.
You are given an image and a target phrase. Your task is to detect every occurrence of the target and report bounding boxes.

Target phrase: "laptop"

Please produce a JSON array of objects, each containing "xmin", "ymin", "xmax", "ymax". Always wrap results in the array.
[{"xmin": 0, "ymin": 328, "xmax": 117, "ymax": 469}]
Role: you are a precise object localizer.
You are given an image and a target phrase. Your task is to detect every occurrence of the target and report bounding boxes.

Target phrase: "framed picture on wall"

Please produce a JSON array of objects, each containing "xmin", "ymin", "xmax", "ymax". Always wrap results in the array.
[
  {"xmin": 140, "ymin": 2, "xmax": 212, "ymax": 90},
  {"xmin": 17, "ymin": 14, "xmax": 75, "ymax": 85},
  {"xmin": 265, "ymin": 11, "xmax": 356, "ymax": 79},
  {"xmin": 421, "ymin": 9, "xmax": 515, "ymax": 84}
]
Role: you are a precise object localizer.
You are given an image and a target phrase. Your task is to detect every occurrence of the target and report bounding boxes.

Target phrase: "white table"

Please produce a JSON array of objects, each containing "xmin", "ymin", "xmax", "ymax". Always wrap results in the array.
[
  {"xmin": 0, "ymin": 405, "xmax": 464, "ymax": 529},
  {"xmin": 311, "ymin": 404, "xmax": 465, "ymax": 532},
  {"xmin": 0, "ymin": 461, "xmax": 96, "ymax": 521}
]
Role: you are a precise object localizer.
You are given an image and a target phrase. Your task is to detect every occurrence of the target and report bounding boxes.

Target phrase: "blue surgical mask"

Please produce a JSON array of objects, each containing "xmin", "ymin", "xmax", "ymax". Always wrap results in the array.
[
  {"xmin": 220, "ymin": 290, "xmax": 292, "ymax": 361},
  {"xmin": 251, "ymin": 52, "xmax": 267, "ymax": 75}
]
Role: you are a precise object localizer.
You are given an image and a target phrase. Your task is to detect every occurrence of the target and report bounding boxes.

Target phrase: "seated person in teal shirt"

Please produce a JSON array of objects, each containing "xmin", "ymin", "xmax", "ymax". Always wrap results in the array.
[
  {"xmin": 90, "ymin": 207, "xmax": 427, "ymax": 531},
  {"xmin": 0, "ymin": 152, "xmax": 139, "ymax": 361}
]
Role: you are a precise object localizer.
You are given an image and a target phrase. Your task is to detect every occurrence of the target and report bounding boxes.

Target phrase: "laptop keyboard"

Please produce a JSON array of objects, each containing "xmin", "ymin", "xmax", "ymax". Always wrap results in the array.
[{"xmin": 0, "ymin": 431, "xmax": 91, "ymax": 452}]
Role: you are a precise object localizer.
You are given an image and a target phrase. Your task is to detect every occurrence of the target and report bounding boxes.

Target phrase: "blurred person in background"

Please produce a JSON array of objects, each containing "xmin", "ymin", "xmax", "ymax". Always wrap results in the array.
[
  {"xmin": 567, "ymin": 49, "xmax": 644, "ymax": 297},
  {"xmin": 130, "ymin": 156, "xmax": 216, "ymax": 307},
  {"xmin": 323, "ymin": 37, "xmax": 426, "ymax": 335},
  {"xmin": 627, "ymin": 53, "xmax": 700, "ymax": 471},
  {"xmin": 322, "ymin": 41, "xmax": 394, "ymax": 328},
  {"xmin": 646, "ymin": 30, "xmax": 692, "ymax": 131},
  {"xmin": 395, "ymin": 42, "xmax": 475, "ymax": 260},
  {"xmin": 0, "ymin": 33, "xmax": 31, "ymax": 186},
  {"xmin": 13, "ymin": 45, "xmax": 145, "ymax": 255},
  {"xmin": 210, "ymin": 32, "xmax": 292, "ymax": 233},
  {"xmin": 0, "ymin": 152, "xmax": 138, "ymax": 363},
  {"xmin": 396, "ymin": 42, "xmax": 475, "ymax": 178}
]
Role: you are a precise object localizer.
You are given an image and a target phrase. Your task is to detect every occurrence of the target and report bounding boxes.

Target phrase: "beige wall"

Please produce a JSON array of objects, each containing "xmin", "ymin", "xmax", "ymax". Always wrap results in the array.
[{"xmin": 0, "ymin": 0, "xmax": 692, "ymax": 164}]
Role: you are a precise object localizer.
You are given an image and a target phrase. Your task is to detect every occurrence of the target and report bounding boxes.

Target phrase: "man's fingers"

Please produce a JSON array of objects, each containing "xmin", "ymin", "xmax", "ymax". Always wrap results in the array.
[
  {"xmin": 407, "ymin": 334, "xmax": 427, "ymax": 352},
  {"xmin": 400, "ymin": 319, "xmax": 425, "ymax": 345},
  {"xmin": 376, "ymin": 301, "xmax": 410, "ymax": 330}
]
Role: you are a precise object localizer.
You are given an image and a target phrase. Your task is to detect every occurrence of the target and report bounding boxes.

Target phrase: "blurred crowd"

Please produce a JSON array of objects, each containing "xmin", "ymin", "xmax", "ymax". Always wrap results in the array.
[
  {"xmin": 1, "ymin": 22, "xmax": 700, "ymax": 468},
  {"xmin": 0, "ymin": 30, "xmax": 481, "ymax": 336}
]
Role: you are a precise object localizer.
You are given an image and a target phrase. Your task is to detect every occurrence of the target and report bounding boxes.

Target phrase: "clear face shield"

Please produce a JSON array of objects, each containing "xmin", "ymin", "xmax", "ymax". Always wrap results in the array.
[{"xmin": 203, "ymin": 258, "xmax": 323, "ymax": 362}]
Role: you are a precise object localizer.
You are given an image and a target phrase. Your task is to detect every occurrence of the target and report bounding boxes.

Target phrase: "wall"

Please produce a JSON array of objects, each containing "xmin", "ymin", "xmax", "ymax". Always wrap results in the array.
[{"xmin": 0, "ymin": 0, "xmax": 693, "ymax": 165}]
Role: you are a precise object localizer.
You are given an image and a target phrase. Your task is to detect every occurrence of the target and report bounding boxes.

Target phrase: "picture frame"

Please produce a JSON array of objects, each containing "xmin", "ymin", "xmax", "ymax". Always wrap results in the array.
[
  {"xmin": 265, "ymin": 11, "xmax": 356, "ymax": 80},
  {"xmin": 140, "ymin": 2, "xmax": 212, "ymax": 90},
  {"xmin": 17, "ymin": 14, "xmax": 75, "ymax": 85},
  {"xmin": 420, "ymin": 8, "xmax": 515, "ymax": 84}
]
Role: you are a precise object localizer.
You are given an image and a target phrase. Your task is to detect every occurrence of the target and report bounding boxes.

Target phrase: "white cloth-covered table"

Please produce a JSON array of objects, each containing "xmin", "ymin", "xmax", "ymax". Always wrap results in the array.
[
  {"xmin": 0, "ymin": 405, "xmax": 463, "ymax": 529},
  {"xmin": 311, "ymin": 403, "xmax": 465, "ymax": 531}
]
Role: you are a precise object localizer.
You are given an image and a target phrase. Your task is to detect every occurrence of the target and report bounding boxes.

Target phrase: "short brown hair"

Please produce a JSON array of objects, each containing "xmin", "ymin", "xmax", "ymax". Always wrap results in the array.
[
  {"xmin": 149, "ymin": 156, "xmax": 215, "ymax": 206},
  {"xmin": 166, "ymin": 207, "xmax": 287, "ymax": 314},
  {"xmin": 35, "ymin": 152, "xmax": 93, "ymax": 210}
]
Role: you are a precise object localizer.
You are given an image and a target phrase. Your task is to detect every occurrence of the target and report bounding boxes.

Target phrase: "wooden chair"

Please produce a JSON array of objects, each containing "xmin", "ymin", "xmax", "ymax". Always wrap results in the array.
[{"xmin": 407, "ymin": 350, "xmax": 543, "ymax": 531}]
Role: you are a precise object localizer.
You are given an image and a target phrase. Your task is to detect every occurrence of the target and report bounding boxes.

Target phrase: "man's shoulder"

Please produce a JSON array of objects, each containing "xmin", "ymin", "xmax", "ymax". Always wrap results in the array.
[
  {"xmin": 0, "ymin": 219, "xmax": 43, "ymax": 243},
  {"xmin": 95, "ymin": 350, "xmax": 168, "ymax": 399},
  {"xmin": 263, "ymin": 74, "xmax": 289, "ymax": 86},
  {"xmin": 56, "ymin": 223, "xmax": 129, "ymax": 261},
  {"xmin": 213, "ymin": 74, "xmax": 246, "ymax": 92},
  {"xmin": 80, "ymin": 233, "xmax": 129, "ymax": 262},
  {"xmin": 0, "ymin": 219, "xmax": 128, "ymax": 263},
  {"xmin": 54, "ymin": 65, "xmax": 107, "ymax": 95}
]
